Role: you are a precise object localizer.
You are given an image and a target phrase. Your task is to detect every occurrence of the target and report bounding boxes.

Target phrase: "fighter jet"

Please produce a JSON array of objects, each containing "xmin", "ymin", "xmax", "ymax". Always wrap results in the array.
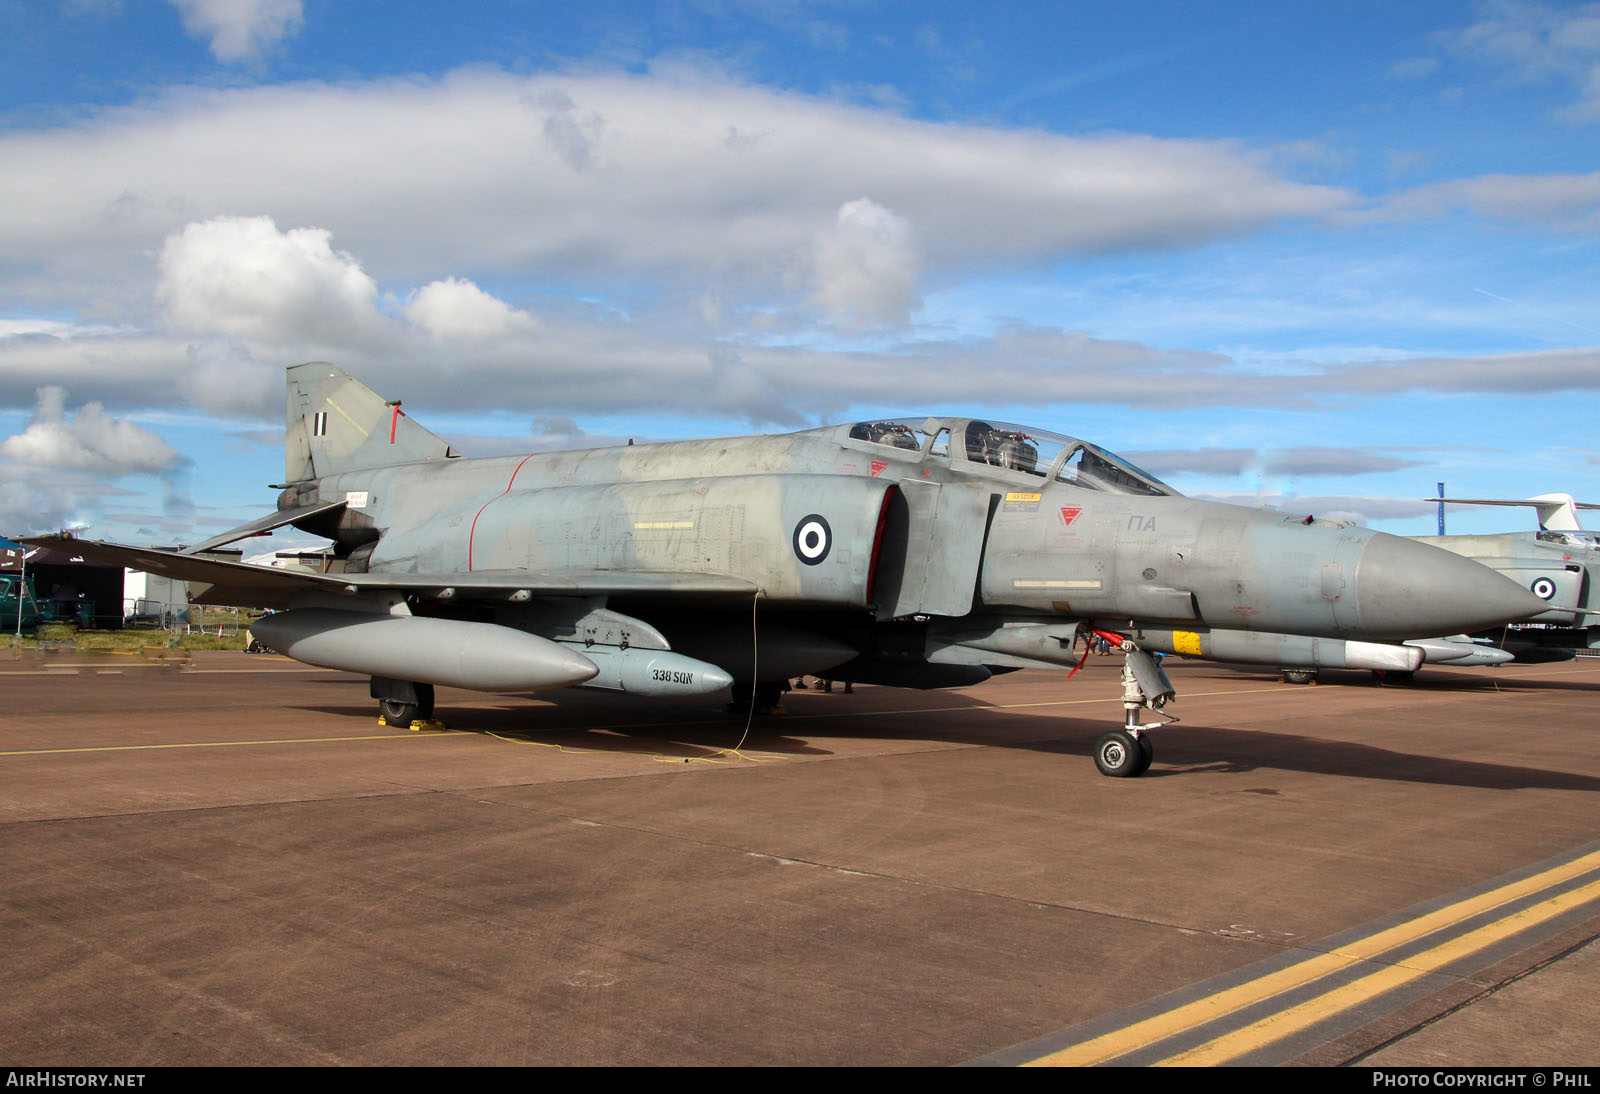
[
  {"xmin": 1221, "ymin": 492, "xmax": 1598, "ymax": 686},
  {"xmin": 1411, "ymin": 494, "xmax": 1600, "ymax": 664},
  {"xmin": 26, "ymin": 364, "xmax": 1551, "ymax": 778}
]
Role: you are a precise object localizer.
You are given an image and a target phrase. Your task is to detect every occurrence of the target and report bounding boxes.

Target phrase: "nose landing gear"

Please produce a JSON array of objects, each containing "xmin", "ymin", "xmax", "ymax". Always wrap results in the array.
[{"xmin": 1089, "ymin": 630, "xmax": 1178, "ymax": 778}]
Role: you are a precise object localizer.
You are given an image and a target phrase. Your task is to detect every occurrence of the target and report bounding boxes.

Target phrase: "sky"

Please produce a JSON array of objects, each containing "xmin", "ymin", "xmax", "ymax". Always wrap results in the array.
[{"xmin": 1, "ymin": 0, "xmax": 1596, "ymax": 550}]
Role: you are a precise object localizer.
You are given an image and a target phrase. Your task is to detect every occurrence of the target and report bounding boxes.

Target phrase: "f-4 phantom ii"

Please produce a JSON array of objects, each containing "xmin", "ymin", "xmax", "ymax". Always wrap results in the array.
[
  {"xmin": 1410, "ymin": 493, "xmax": 1600, "ymax": 665},
  {"xmin": 1268, "ymin": 492, "xmax": 1600, "ymax": 685},
  {"xmin": 28, "ymin": 364, "xmax": 1550, "ymax": 778}
]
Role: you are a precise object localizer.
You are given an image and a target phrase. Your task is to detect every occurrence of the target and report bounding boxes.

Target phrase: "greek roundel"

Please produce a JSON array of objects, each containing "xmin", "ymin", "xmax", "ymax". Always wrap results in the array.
[{"xmin": 792, "ymin": 514, "xmax": 831, "ymax": 565}]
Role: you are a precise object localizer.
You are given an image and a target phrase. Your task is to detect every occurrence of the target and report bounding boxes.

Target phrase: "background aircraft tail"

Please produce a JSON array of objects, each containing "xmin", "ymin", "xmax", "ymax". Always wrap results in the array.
[
  {"xmin": 284, "ymin": 362, "xmax": 459, "ymax": 483},
  {"xmin": 1431, "ymin": 492, "xmax": 1598, "ymax": 532}
]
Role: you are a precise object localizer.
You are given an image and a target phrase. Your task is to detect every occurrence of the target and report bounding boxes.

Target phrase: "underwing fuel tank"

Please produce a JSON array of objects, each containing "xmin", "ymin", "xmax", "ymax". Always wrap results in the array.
[
  {"xmin": 1403, "ymin": 637, "xmax": 1516, "ymax": 667},
  {"xmin": 252, "ymin": 609, "xmax": 600, "ymax": 692},
  {"xmin": 573, "ymin": 645, "xmax": 734, "ymax": 697}
]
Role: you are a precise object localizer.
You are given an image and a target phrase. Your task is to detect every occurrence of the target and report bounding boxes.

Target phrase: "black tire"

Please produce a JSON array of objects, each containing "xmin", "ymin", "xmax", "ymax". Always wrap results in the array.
[
  {"xmin": 1281, "ymin": 668, "xmax": 1317, "ymax": 685},
  {"xmin": 379, "ymin": 683, "xmax": 433, "ymax": 726},
  {"xmin": 1134, "ymin": 733, "xmax": 1155, "ymax": 775},
  {"xmin": 379, "ymin": 698, "xmax": 419, "ymax": 726},
  {"xmin": 1094, "ymin": 730, "xmax": 1144, "ymax": 778}
]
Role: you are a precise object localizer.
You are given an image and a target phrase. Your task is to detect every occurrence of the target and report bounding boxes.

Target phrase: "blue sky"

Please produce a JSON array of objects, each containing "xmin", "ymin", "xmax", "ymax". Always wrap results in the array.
[{"xmin": 0, "ymin": 0, "xmax": 1596, "ymax": 548}]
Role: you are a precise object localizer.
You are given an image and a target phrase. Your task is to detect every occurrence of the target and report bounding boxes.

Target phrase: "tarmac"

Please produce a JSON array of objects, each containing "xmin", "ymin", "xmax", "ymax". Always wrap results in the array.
[{"xmin": 2, "ymin": 649, "xmax": 1597, "ymax": 1067}]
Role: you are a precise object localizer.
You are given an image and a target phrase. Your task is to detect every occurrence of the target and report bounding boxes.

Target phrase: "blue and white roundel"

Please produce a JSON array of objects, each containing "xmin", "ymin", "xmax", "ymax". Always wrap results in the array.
[
  {"xmin": 792, "ymin": 514, "xmax": 831, "ymax": 565},
  {"xmin": 1530, "ymin": 576, "xmax": 1557, "ymax": 601}
]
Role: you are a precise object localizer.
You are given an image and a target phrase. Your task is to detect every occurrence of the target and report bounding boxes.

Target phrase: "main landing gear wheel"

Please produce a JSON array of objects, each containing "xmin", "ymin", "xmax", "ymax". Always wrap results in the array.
[
  {"xmin": 379, "ymin": 683, "xmax": 435, "ymax": 726},
  {"xmin": 1094, "ymin": 730, "xmax": 1148, "ymax": 778},
  {"xmin": 1281, "ymin": 668, "xmax": 1318, "ymax": 685}
]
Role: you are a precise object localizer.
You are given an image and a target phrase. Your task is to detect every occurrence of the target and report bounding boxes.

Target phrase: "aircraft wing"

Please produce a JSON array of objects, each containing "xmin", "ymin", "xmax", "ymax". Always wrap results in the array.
[{"xmin": 20, "ymin": 536, "xmax": 759, "ymax": 610}]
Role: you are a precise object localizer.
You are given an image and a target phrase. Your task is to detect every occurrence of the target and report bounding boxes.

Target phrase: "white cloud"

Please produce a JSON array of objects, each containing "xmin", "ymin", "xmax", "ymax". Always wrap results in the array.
[
  {"xmin": 533, "ymin": 89, "xmax": 605, "ymax": 172},
  {"xmin": 812, "ymin": 198, "xmax": 921, "ymax": 327},
  {"xmin": 0, "ymin": 471, "xmax": 125, "ymax": 538},
  {"xmin": 178, "ymin": 340, "xmax": 280, "ymax": 417},
  {"xmin": 4, "ymin": 259, "xmax": 1598, "ymax": 431},
  {"xmin": 170, "ymin": 0, "xmax": 304, "ymax": 62},
  {"xmin": 1383, "ymin": 170, "xmax": 1600, "ymax": 230},
  {"xmin": 1, "ymin": 387, "xmax": 180, "ymax": 475},
  {"xmin": 0, "ymin": 68, "xmax": 1351, "ymax": 315},
  {"xmin": 404, "ymin": 277, "xmax": 538, "ymax": 341},
  {"xmin": 1387, "ymin": 56, "xmax": 1442, "ymax": 81},
  {"xmin": 157, "ymin": 214, "xmax": 385, "ymax": 346},
  {"xmin": 1122, "ymin": 447, "xmax": 1426, "ymax": 478},
  {"xmin": 1446, "ymin": 0, "xmax": 1600, "ymax": 122}
]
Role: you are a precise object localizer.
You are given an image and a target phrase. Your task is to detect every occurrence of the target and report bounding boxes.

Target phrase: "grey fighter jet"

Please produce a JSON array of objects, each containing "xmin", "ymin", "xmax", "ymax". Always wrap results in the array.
[
  {"xmin": 1412, "ymin": 494, "xmax": 1600, "ymax": 664},
  {"xmin": 1199, "ymin": 492, "xmax": 1599, "ymax": 686},
  {"xmin": 26, "ymin": 364, "xmax": 1551, "ymax": 778}
]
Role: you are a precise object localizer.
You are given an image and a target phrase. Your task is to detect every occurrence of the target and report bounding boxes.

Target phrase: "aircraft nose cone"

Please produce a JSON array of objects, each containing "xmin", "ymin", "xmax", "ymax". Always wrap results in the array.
[{"xmin": 1354, "ymin": 533, "xmax": 1551, "ymax": 638}]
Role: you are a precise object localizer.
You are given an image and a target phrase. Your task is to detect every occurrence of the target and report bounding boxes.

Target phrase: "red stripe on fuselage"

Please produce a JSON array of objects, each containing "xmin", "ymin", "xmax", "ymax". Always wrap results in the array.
[
  {"xmin": 466, "ymin": 454, "xmax": 536, "ymax": 572},
  {"xmin": 866, "ymin": 485, "xmax": 896, "ymax": 606}
]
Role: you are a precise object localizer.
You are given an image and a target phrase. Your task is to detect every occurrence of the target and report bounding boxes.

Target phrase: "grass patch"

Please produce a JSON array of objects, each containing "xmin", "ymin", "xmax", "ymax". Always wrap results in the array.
[
  {"xmin": 176, "ymin": 632, "xmax": 249, "ymax": 651},
  {"xmin": 0, "ymin": 627, "xmax": 249, "ymax": 652}
]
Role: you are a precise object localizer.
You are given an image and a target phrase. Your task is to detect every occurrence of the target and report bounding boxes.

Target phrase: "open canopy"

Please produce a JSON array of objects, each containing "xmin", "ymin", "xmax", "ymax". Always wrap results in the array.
[{"xmin": 840, "ymin": 416, "xmax": 1176, "ymax": 497}]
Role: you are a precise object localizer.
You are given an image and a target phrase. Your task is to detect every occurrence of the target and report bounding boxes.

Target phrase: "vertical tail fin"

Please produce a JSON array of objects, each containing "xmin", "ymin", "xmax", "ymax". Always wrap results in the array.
[{"xmin": 284, "ymin": 362, "xmax": 459, "ymax": 482}]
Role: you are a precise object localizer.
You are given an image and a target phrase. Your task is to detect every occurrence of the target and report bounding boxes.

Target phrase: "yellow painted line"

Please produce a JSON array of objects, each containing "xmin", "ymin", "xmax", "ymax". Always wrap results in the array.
[
  {"xmin": 0, "ymin": 732, "xmax": 452, "ymax": 757},
  {"xmin": 1156, "ymin": 876, "xmax": 1600, "ymax": 1066},
  {"xmin": 1, "ymin": 666, "xmax": 342, "ymax": 675},
  {"xmin": 5, "ymin": 666, "xmax": 1590, "ymax": 761},
  {"xmin": 185, "ymin": 667, "xmax": 342, "ymax": 674},
  {"xmin": 1022, "ymin": 847, "xmax": 1600, "ymax": 1066}
]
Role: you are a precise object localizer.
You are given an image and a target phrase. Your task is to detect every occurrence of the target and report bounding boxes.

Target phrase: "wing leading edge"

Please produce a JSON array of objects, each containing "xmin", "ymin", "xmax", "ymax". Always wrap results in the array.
[{"xmin": 20, "ymin": 535, "xmax": 759, "ymax": 610}]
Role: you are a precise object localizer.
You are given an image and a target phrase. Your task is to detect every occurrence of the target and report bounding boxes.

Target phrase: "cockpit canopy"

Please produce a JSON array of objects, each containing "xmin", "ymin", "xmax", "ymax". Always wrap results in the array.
[{"xmin": 842, "ymin": 417, "xmax": 1176, "ymax": 497}]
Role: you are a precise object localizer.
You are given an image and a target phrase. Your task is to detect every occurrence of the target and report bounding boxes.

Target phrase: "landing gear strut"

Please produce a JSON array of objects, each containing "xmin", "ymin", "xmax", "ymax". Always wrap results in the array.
[{"xmin": 1089, "ymin": 631, "xmax": 1177, "ymax": 778}]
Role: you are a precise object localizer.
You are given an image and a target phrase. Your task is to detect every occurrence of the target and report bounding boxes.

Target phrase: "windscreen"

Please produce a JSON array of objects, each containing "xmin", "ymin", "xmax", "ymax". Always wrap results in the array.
[{"xmin": 1056, "ymin": 443, "xmax": 1175, "ymax": 496}]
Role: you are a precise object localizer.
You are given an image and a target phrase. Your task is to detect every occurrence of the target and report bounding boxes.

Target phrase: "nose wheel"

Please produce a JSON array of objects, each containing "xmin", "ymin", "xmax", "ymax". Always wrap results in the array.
[{"xmin": 1094, "ymin": 729, "xmax": 1155, "ymax": 777}]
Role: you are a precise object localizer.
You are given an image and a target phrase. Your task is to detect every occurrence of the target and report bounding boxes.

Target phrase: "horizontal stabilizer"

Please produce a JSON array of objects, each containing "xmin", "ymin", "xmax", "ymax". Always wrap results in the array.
[
  {"xmin": 1427, "ymin": 494, "xmax": 1598, "ymax": 532},
  {"xmin": 181, "ymin": 500, "xmax": 348, "ymax": 555}
]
